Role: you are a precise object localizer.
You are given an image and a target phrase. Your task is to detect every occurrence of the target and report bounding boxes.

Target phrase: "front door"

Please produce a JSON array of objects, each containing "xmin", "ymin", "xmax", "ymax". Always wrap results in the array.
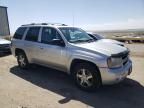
[{"xmin": 36, "ymin": 27, "xmax": 67, "ymax": 71}]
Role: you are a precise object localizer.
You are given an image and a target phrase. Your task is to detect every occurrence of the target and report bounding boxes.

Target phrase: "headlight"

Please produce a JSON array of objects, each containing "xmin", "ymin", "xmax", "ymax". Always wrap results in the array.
[{"xmin": 107, "ymin": 57, "xmax": 123, "ymax": 68}]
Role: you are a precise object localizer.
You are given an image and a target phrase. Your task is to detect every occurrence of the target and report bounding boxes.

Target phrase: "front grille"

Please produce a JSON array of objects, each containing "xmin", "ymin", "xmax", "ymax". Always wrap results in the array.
[
  {"xmin": 0, "ymin": 44, "xmax": 10, "ymax": 49},
  {"xmin": 122, "ymin": 55, "xmax": 129, "ymax": 65}
]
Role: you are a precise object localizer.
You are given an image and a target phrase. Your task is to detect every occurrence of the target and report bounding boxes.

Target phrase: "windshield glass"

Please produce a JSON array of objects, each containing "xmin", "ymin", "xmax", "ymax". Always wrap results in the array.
[{"xmin": 59, "ymin": 27, "xmax": 94, "ymax": 43}]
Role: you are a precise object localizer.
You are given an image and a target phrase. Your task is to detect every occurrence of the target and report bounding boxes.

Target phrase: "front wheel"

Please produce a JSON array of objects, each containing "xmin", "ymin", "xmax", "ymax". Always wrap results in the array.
[
  {"xmin": 73, "ymin": 63, "xmax": 101, "ymax": 91},
  {"xmin": 17, "ymin": 52, "xmax": 29, "ymax": 69}
]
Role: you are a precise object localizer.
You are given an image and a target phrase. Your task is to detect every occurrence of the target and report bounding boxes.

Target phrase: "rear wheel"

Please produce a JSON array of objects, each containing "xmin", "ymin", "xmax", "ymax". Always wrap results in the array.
[
  {"xmin": 17, "ymin": 52, "xmax": 29, "ymax": 69},
  {"xmin": 73, "ymin": 63, "xmax": 101, "ymax": 91}
]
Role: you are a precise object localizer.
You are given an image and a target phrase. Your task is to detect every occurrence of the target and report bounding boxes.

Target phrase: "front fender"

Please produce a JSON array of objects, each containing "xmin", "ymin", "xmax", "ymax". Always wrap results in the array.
[{"xmin": 67, "ymin": 50, "xmax": 108, "ymax": 73}]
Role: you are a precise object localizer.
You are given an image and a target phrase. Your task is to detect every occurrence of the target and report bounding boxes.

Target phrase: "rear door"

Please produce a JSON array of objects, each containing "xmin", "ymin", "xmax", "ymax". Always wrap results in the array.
[{"xmin": 23, "ymin": 27, "xmax": 40, "ymax": 62}]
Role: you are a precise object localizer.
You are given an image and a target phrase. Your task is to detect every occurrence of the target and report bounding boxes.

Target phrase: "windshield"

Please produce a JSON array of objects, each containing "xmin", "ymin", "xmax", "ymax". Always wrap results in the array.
[{"xmin": 59, "ymin": 27, "xmax": 94, "ymax": 43}]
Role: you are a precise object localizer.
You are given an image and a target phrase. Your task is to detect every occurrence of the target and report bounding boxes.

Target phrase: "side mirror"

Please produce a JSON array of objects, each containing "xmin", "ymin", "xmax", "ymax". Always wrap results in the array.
[{"xmin": 52, "ymin": 39, "xmax": 65, "ymax": 47}]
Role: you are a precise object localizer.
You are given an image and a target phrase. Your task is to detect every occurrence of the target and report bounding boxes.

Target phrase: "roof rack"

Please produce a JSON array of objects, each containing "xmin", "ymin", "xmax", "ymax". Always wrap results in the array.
[{"xmin": 22, "ymin": 23, "xmax": 68, "ymax": 26}]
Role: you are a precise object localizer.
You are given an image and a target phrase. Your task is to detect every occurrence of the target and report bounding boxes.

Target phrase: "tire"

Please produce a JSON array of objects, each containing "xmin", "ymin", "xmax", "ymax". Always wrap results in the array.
[
  {"xmin": 17, "ymin": 52, "xmax": 29, "ymax": 69},
  {"xmin": 73, "ymin": 63, "xmax": 101, "ymax": 91}
]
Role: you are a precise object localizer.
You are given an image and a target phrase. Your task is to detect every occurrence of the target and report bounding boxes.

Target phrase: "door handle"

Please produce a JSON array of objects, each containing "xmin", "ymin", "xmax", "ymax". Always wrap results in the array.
[
  {"xmin": 24, "ymin": 44, "xmax": 31, "ymax": 47},
  {"xmin": 39, "ymin": 46, "xmax": 44, "ymax": 50}
]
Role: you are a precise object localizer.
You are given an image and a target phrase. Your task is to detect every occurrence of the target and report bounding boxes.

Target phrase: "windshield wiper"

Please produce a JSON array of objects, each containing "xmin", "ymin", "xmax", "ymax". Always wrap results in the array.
[
  {"xmin": 85, "ymin": 39, "xmax": 95, "ymax": 42},
  {"xmin": 71, "ymin": 39, "xmax": 95, "ymax": 43}
]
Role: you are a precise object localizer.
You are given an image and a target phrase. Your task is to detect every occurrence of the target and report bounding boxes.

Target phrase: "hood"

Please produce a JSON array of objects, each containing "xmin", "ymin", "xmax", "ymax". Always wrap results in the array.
[
  {"xmin": 0, "ymin": 38, "xmax": 11, "ymax": 44},
  {"xmin": 98, "ymin": 39, "xmax": 124, "ymax": 46},
  {"xmin": 72, "ymin": 41, "xmax": 127, "ymax": 56}
]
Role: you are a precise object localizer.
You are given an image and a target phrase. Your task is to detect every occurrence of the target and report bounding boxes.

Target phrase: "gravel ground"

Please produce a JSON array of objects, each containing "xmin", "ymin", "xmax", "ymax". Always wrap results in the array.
[
  {"xmin": 0, "ymin": 44, "xmax": 144, "ymax": 108},
  {"xmin": 125, "ymin": 43, "xmax": 144, "ymax": 57}
]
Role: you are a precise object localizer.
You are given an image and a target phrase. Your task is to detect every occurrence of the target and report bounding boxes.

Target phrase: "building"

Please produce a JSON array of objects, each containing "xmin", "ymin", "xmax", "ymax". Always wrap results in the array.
[{"xmin": 0, "ymin": 6, "xmax": 10, "ymax": 36}]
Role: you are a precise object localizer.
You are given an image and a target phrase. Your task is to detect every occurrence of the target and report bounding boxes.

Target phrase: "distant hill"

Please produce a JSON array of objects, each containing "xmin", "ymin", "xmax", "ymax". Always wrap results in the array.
[
  {"xmin": 87, "ymin": 28, "xmax": 144, "ymax": 38},
  {"xmin": 88, "ymin": 28, "xmax": 144, "ymax": 33}
]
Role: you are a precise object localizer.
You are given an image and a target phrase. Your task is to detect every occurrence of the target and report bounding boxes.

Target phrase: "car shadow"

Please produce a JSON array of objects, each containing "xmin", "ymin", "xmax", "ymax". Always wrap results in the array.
[{"xmin": 10, "ymin": 65, "xmax": 144, "ymax": 108}]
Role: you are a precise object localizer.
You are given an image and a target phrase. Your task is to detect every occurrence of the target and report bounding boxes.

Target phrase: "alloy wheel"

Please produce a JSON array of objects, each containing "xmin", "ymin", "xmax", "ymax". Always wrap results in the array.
[
  {"xmin": 76, "ymin": 69, "xmax": 93, "ymax": 88},
  {"xmin": 18, "ymin": 54, "xmax": 26, "ymax": 67}
]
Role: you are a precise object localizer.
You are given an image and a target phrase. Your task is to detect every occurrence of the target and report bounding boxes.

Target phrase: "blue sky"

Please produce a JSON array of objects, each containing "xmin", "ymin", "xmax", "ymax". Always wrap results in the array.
[{"xmin": 1, "ymin": 0, "xmax": 144, "ymax": 33}]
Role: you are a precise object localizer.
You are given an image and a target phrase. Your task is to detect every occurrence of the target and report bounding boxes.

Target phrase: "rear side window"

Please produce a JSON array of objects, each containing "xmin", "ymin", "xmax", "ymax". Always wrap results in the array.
[
  {"xmin": 25, "ymin": 27, "xmax": 40, "ymax": 42},
  {"xmin": 13, "ymin": 27, "xmax": 26, "ymax": 39}
]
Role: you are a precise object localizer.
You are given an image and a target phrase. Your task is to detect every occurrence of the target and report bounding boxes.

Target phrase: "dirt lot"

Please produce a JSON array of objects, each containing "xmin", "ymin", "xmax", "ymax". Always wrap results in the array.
[
  {"xmin": 0, "ymin": 44, "xmax": 144, "ymax": 108},
  {"xmin": 126, "ymin": 43, "xmax": 144, "ymax": 57}
]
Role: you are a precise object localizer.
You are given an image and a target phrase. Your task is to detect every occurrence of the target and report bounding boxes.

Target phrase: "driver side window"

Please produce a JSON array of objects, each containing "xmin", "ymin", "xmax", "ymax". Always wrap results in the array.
[{"xmin": 41, "ymin": 27, "xmax": 62, "ymax": 44}]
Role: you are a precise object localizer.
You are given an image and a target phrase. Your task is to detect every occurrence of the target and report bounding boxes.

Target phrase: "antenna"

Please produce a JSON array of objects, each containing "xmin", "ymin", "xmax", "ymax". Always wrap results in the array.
[{"xmin": 72, "ymin": 14, "xmax": 75, "ymax": 27}]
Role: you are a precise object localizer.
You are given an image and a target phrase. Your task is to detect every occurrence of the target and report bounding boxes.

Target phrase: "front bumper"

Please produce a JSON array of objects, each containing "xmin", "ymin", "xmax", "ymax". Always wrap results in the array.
[
  {"xmin": 99, "ymin": 60, "xmax": 132, "ymax": 85},
  {"xmin": 0, "ymin": 47, "xmax": 11, "ymax": 53}
]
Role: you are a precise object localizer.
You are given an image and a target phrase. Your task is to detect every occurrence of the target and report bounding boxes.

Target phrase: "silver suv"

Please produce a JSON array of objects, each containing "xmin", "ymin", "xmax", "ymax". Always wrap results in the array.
[{"xmin": 11, "ymin": 23, "xmax": 132, "ymax": 91}]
